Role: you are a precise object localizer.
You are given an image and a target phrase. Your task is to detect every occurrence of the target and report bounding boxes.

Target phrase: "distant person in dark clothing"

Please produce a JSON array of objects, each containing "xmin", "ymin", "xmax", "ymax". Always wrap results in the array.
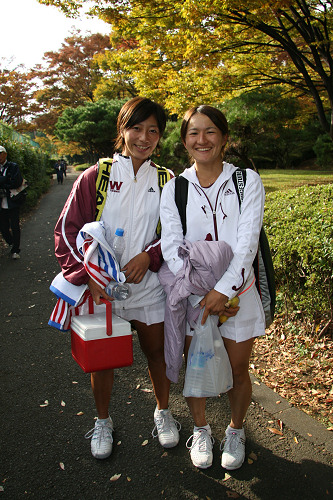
[
  {"xmin": 60, "ymin": 159, "xmax": 67, "ymax": 177},
  {"xmin": 0, "ymin": 146, "xmax": 24, "ymax": 259},
  {"xmin": 54, "ymin": 160, "xmax": 64, "ymax": 184}
]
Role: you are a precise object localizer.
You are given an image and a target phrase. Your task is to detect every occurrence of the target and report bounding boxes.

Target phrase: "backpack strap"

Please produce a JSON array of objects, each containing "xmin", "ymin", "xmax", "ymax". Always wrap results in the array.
[
  {"xmin": 155, "ymin": 164, "xmax": 172, "ymax": 238},
  {"xmin": 175, "ymin": 176, "xmax": 189, "ymax": 236},
  {"xmin": 232, "ymin": 168, "xmax": 247, "ymax": 212},
  {"xmin": 156, "ymin": 164, "xmax": 172, "ymax": 193},
  {"xmin": 95, "ymin": 159, "xmax": 170, "ymax": 237},
  {"xmin": 95, "ymin": 158, "xmax": 113, "ymax": 221}
]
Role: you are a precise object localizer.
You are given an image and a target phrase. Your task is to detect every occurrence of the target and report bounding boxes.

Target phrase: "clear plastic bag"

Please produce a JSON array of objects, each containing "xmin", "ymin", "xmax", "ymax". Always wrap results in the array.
[{"xmin": 183, "ymin": 310, "xmax": 233, "ymax": 398}]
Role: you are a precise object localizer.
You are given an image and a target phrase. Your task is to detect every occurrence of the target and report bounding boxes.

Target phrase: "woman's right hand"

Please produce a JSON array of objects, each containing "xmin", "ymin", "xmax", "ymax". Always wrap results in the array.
[
  {"xmin": 200, "ymin": 289, "xmax": 239, "ymax": 325},
  {"xmin": 88, "ymin": 277, "xmax": 113, "ymax": 305}
]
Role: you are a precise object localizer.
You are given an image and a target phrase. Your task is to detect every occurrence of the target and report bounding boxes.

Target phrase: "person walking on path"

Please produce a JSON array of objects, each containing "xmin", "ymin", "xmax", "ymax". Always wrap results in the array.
[
  {"xmin": 54, "ymin": 160, "xmax": 64, "ymax": 184},
  {"xmin": 53, "ymin": 97, "xmax": 180, "ymax": 461},
  {"xmin": 160, "ymin": 105, "xmax": 266, "ymax": 471},
  {"xmin": 0, "ymin": 145, "xmax": 24, "ymax": 259}
]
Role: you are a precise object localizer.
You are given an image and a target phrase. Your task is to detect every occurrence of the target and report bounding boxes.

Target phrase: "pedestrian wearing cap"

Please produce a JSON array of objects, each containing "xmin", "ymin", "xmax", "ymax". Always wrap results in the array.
[{"xmin": 0, "ymin": 146, "xmax": 24, "ymax": 259}]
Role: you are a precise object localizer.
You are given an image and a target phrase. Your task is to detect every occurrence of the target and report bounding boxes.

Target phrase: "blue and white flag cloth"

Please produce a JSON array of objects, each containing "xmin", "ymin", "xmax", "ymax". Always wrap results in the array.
[
  {"xmin": 49, "ymin": 221, "xmax": 125, "ymax": 331},
  {"xmin": 76, "ymin": 221, "xmax": 126, "ymax": 287}
]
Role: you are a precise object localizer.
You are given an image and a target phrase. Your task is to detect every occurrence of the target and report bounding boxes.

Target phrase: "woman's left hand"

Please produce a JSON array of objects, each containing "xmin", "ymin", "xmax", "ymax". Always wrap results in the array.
[
  {"xmin": 200, "ymin": 289, "xmax": 239, "ymax": 325},
  {"xmin": 122, "ymin": 252, "xmax": 150, "ymax": 284}
]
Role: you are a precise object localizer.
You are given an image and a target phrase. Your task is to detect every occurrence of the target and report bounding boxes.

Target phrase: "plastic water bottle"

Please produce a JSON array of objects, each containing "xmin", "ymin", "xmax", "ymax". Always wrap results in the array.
[
  {"xmin": 112, "ymin": 228, "xmax": 125, "ymax": 263},
  {"xmin": 105, "ymin": 282, "xmax": 132, "ymax": 300},
  {"xmin": 106, "ymin": 228, "xmax": 131, "ymax": 300}
]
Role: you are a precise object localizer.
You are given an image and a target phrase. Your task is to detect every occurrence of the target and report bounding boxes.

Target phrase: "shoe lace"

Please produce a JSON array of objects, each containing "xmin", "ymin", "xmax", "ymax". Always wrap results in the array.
[
  {"xmin": 85, "ymin": 421, "xmax": 113, "ymax": 443},
  {"xmin": 186, "ymin": 429, "xmax": 215, "ymax": 451},
  {"xmin": 152, "ymin": 412, "xmax": 181, "ymax": 438},
  {"xmin": 220, "ymin": 431, "xmax": 244, "ymax": 453}
]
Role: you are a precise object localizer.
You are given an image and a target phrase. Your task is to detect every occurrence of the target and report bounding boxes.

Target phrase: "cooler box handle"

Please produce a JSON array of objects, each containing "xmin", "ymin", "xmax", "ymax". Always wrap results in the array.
[{"xmin": 99, "ymin": 298, "xmax": 112, "ymax": 337}]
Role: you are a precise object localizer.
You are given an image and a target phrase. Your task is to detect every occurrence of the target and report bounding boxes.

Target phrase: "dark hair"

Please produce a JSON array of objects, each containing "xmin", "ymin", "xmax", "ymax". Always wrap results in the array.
[
  {"xmin": 180, "ymin": 105, "xmax": 229, "ymax": 144},
  {"xmin": 115, "ymin": 97, "xmax": 167, "ymax": 151}
]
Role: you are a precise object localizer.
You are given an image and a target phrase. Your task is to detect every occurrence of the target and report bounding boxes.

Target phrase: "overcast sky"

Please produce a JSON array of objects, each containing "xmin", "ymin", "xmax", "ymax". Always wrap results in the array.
[{"xmin": 1, "ymin": 0, "xmax": 110, "ymax": 70}]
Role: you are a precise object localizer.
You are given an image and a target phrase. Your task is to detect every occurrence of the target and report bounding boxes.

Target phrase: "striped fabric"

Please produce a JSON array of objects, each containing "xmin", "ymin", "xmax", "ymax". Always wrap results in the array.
[{"xmin": 49, "ymin": 221, "xmax": 125, "ymax": 331}]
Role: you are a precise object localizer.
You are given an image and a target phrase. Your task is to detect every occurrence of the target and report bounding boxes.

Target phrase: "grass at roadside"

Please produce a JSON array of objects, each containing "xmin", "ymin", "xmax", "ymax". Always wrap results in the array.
[
  {"xmin": 260, "ymin": 169, "xmax": 333, "ymax": 194},
  {"xmin": 72, "ymin": 165, "xmax": 333, "ymax": 194}
]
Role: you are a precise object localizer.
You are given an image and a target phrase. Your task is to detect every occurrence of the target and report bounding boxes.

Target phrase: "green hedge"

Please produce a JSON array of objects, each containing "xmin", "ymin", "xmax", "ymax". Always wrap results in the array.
[
  {"xmin": 0, "ymin": 138, "xmax": 52, "ymax": 211},
  {"xmin": 264, "ymin": 183, "xmax": 333, "ymax": 322}
]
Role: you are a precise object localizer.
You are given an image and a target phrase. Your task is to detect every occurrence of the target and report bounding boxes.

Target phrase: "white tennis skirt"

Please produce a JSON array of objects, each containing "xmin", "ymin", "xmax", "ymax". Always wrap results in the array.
[
  {"xmin": 186, "ymin": 281, "xmax": 266, "ymax": 343},
  {"xmin": 112, "ymin": 300, "xmax": 165, "ymax": 326}
]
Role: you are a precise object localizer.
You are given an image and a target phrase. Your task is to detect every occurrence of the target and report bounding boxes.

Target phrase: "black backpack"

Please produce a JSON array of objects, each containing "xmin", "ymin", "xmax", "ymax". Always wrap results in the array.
[{"xmin": 174, "ymin": 172, "xmax": 275, "ymax": 328}]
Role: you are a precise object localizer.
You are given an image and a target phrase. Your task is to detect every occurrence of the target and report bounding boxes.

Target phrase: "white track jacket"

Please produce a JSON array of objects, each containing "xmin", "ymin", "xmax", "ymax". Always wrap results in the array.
[
  {"xmin": 55, "ymin": 153, "xmax": 166, "ymax": 310},
  {"xmin": 160, "ymin": 162, "xmax": 265, "ymax": 300}
]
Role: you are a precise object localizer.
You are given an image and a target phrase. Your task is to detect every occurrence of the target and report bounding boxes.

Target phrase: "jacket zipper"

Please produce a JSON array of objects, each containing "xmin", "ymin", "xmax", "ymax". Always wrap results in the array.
[{"xmin": 195, "ymin": 181, "xmax": 227, "ymax": 240}]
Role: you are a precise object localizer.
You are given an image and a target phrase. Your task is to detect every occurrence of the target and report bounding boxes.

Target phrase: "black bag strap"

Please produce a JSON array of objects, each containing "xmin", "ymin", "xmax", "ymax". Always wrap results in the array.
[
  {"xmin": 175, "ymin": 176, "xmax": 189, "ymax": 236},
  {"xmin": 232, "ymin": 168, "xmax": 247, "ymax": 211}
]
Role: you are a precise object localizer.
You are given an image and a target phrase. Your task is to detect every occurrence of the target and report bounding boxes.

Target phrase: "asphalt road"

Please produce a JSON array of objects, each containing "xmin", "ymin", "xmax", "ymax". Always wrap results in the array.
[{"xmin": 0, "ymin": 169, "xmax": 332, "ymax": 499}]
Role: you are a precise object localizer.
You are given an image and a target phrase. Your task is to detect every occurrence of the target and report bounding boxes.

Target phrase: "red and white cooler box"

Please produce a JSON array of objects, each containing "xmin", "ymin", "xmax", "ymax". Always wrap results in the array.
[{"xmin": 70, "ymin": 299, "xmax": 133, "ymax": 373}]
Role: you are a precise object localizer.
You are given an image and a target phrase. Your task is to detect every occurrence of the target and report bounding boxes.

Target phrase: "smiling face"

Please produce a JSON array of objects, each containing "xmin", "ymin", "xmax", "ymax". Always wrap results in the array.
[
  {"xmin": 122, "ymin": 115, "xmax": 161, "ymax": 171},
  {"xmin": 184, "ymin": 112, "xmax": 227, "ymax": 169}
]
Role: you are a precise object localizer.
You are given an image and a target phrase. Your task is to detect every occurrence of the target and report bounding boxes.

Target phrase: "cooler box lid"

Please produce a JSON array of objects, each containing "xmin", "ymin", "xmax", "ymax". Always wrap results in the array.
[{"xmin": 71, "ymin": 313, "xmax": 131, "ymax": 340}]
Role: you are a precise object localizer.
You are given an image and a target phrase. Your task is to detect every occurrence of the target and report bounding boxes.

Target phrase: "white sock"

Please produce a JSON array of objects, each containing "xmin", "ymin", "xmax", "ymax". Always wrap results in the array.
[
  {"xmin": 227, "ymin": 425, "xmax": 243, "ymax": 433},
  {"xmin": 97, "ymin": 416, "xmax": 111, "ymax": 424}
]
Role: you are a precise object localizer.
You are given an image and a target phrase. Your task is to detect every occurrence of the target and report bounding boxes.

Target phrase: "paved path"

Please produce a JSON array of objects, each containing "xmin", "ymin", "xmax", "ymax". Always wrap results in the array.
[{"xmin": 0, "ymin": 170, "xmax": 332, "ymax": 499}]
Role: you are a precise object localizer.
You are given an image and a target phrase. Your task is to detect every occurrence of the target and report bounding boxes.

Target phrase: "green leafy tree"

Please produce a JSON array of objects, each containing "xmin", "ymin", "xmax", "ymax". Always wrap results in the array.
[
  {"xmin": 223, "ymin": 88, "xmax": 321, "ymax": 170},
  {"xmin": 55, "ymin": 98, "xmax": 125, "ymax": 162},
  {"xmin": 40, "ymin": 1, "xmax": 333, "ymax": 140},
  {"xmin": 313, "ymin": 133, "xmax": 333, "ymax": 168}
]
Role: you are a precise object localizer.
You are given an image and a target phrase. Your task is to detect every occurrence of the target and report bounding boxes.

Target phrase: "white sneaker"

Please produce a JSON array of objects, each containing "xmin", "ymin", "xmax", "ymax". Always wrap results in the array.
[
  {"xmin": 221, "ymin": 426, "xmax": 246, "ymax": 470},
  {"xmin": 85, "ymin": 417, "xmax": 114, "ymax": 459},
  {"xmin": 186, "ymin": 427, "xmax": 214, "ymax": 469},
  {"xmin": 152, "ymin": 407, "xmax": 181, "ymax": 448}
]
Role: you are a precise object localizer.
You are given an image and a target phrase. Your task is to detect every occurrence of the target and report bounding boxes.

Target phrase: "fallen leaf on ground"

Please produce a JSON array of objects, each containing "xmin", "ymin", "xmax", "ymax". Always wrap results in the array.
[
  {"xmin": 161, "ymin": 452, "xmax": 168, "ymax": 457},
  {"xmin": 61, "ymin": 401, "xmax": 66, "ymax": 407},
  {"xmin": 294, "ymin": 436, "xmax": 299, "ymax": 443},
  {"xmin": 277, "ymin": 419, "xmax": 284, "ymax": 431},
  {"xmin": 76, "ymin": 411, "xmax": 84, "ymax": 416},
  {"xmin": 140, "ymin": 388, "xmax": 153, "ymax": 393},
  {"xmin": 110, "ymin": 474, "xmax": 121, "ymax": 482},
  {"xmin": 141, "ymin": 440, "xmax": 148, "ymax": 446},
  {"xmin": 59, "ymin": 462, "xmax": 65, "ymax": 470},
  {"xmin": 250, "ymin": 320, "xmax": 333, "ymax": 429},
  {"xmin": 40, "ymin": 400, "xmax": 49, "ymax": 407},
  {"xmin": 267, "ymin": 427, "xmax": 283, "ymax": 436},
  {"xmin": 127, "ymin": 477, "xmax": 131, "ymax": 482},
  {"xmin": 248, "ymin": 452, "xmax": 257, "ymax": 460},
  {"xmin": 222, "ymin": 473, "xmax": 231, "ymax": 481},
  {"xmin": 117, "ymin": 441, "xmax": 121, "ymax": 446},
  {"xmin": 226, "ymin": 491, "xmax": 239, "ymax": 498}
]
